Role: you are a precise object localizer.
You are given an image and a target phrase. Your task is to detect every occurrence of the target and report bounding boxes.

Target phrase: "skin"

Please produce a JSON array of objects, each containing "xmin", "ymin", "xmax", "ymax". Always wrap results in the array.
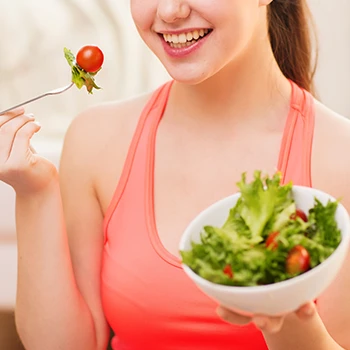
[{"xmin": 0, "ymin": 0, "xmax": 349, "ymax": 349}]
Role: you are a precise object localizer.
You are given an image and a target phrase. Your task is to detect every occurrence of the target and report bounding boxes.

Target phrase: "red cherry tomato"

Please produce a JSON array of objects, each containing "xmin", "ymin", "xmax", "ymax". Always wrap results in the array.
[
  {"xmin": 290, "ymin": 209, "xmax": 308, "ymax": 222},
  {"xmin": 223, "ymin": 264, "xmax": 233, "ymax": 278},
  {"xmin": 266, "ymin": 231, "xmax": 279, "ymax": 250},
  {"xmin": 286, "ymin": 245, "xmax": 310, "ymax": 274},
  {"xmin": 76, "ymin": 45, "xmax": 104, "ymax": 73}
]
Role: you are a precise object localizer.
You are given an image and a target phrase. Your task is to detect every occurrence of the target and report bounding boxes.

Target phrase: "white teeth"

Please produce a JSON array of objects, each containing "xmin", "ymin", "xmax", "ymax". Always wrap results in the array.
[
  {"xmin": 169, "ymin": 39, "xmax": 202, "ymax": 49},
  {"xmin": 186, "ymin": 32, "xmax": 193, "ymax": 41},
  {"xmin": 178, "ymin": 33, "xmax": 187, "ymax": 44},
  {"xmin": 163, "ymin": 29, "xmax": 211, "ymax": 44},
  {"xmin": 171, "ymin": 34, "xmax": 179, "ymax": 44}
]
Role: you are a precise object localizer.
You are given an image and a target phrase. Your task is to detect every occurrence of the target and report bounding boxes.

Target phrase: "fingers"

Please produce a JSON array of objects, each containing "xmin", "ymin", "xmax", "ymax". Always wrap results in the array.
[
  {"xmin": 0, "ymin": 113, "xmax": 39, "ymax": 163},
  {"xmin": 10, "ymin": 121, "xmax": 41, "ymax": 162},
  {"xmin": 252, "ymin": 315, "xmax": 285, "ymax": 333},
  {"xmin": 0, "ymin": 108, "xmax": 41, "ymax": 167},
  {"xmin": 251, "ymin": 302, "xmax": 316, "ymax": 333},
  {"xmin": 0, "ymin": 107, "xmax": 25, "ymax": 122},
  {"xmin": 29, "ymin": 144, "xmax": 37, "ymax": 154},
  {"xmin": 216, "ymin": 306, "xmax": 252, "ymax": 326},
  {"xmin": 217, "ymin": 306, "xmax": 286, "ymax": 333},
  {"xmin": 217, "ymin": 303, "xmax": 316, "ymax": 334},
  {"xmin": 295, "ymin": 302, "xmax": 316, "ymax": 320}
]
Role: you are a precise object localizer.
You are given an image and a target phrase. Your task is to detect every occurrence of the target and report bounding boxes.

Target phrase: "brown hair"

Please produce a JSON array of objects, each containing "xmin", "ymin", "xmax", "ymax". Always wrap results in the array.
[{"xmin": 267, "ymin": 0, "xmax": 318, "ymax": 94}]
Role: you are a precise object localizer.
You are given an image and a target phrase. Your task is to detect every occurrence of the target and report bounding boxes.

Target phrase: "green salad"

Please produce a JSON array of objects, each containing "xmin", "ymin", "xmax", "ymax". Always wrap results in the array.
[
  {"xmin": 64, "ymin": 47, "xmax": 102, "ymax": 94},
  {"xmin": 180, "ymin": 171, "xmax": 341, "ymax": 286}
]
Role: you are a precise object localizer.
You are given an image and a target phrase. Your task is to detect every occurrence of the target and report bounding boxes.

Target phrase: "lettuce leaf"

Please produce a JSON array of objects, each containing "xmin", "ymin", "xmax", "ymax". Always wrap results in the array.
[
  {"xmin": 236, "ymin": 171, "xmax": 293, "ymax": 237},
  {"xmin": 309, "ymin": 199, "xmax": 341, "ymax": 248},
  {"xmin": 64, "ymin": 47, "xmax": 101, "ymax": 94}
]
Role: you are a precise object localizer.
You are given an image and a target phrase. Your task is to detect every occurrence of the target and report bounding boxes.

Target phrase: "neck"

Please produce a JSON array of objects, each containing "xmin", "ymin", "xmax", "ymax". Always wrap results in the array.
[{"xmin": 168, "ymin": 35, "xmax": 292, "ymax": 127}]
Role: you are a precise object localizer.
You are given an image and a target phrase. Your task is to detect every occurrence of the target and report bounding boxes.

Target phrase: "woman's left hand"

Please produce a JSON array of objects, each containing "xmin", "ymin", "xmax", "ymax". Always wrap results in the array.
[{"xmin": 216, "ymin": 301, "xmax": 317, "ymax": 334}]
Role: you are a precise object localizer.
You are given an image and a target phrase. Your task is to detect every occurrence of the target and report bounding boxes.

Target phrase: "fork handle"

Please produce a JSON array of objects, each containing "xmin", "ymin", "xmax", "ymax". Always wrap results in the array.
[
  {"xmin": 0, "ymin": 94, "xmax": 49, "ymax": 115},
  {"xmin": 0, "ymin": 83, "xmax": 74, "ymax": 116}
]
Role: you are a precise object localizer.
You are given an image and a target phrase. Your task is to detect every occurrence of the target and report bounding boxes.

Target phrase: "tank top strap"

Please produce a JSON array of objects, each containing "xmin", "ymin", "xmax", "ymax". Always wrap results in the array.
[
  {"xmin": 277, "ymin": 80, "xmax": 315, "ymax": 187},
  {"xmin": 103, "ymin": 81, "xmax": 174, "ymax": 242}
]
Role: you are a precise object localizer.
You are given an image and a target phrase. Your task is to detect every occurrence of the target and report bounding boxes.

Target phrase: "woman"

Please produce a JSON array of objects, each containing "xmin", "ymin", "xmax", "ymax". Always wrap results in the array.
[{"xmin": 1, "ymin": 0, "xmax": 349, "ymax": 349}]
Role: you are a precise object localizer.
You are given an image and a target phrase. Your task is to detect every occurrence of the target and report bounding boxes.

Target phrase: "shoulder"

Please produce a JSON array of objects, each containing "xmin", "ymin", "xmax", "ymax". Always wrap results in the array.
[
  {"xmin": 64, "ymin": 91, "xmax": 153, "ymax": 153},
  {"xmin": 60, "ymin": 90, "xmax": 153, "ymax": 170},
  {"xmin": 312, "ymin": 99, "xmax": 350, "ymax": 206}
]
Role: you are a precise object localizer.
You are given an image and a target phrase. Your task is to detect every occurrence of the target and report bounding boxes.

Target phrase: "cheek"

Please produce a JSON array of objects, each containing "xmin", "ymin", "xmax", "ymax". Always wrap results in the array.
[
  {"xmin": 130, "ymin": 0, "xmax": 155, "ymax": 32},
  {"xmin": 221, "ymin": 6, "xmax": 260, "ymax": 48}
]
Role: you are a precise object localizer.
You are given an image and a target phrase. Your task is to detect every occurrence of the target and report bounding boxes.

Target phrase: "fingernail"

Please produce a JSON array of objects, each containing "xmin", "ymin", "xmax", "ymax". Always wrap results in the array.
[
  {"xmin": 33, "ymin": 121, "xmax": 41, "ymax": 127},
  {"xmin": 27, "ymin": 113, "xmax": 35, "ymax": 119}
]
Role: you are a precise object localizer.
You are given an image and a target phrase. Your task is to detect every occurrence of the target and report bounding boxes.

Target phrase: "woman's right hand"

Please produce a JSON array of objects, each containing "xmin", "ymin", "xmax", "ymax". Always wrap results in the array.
[{"xmin": 0, "ymin": 107, "xmax": 58, "ymax": 195}]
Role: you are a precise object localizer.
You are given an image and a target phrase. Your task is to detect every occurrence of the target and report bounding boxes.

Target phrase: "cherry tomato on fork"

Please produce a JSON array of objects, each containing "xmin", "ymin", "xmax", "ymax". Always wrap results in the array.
[{"xmin": 76, "ymin": 45, "xmax": 104, "ymax": 73}]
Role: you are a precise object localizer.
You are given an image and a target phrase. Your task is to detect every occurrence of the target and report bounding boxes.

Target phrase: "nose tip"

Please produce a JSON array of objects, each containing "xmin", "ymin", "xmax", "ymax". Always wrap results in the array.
[{"xmin": 157, "ymin": 1, "xmax": 191, "ymax": 23}]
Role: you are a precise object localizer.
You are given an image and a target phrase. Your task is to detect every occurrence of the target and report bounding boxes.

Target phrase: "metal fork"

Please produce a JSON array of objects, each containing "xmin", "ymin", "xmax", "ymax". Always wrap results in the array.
[{"xmin": 0, "ymin": 82, "xmax": 74, "ymax": 116}]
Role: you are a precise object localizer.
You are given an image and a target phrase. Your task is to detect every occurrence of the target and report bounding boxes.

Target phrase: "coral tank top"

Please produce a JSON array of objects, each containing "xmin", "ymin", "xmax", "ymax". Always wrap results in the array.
[{"xmin": 101, "ymin": 80, "xmax": 315, "ymax": 349}]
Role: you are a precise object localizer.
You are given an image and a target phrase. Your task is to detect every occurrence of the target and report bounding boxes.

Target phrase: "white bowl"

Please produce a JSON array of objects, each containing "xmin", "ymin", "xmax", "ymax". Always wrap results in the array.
[{"xmin": 179, "ymin": 186, "xmax": 350, "ymax": 316}]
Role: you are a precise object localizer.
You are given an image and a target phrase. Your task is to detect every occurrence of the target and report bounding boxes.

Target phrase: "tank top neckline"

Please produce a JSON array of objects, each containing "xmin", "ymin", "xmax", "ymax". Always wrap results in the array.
[{"xmin": 143, "ymin": 79, "xmax": 312, "ymax": 268}]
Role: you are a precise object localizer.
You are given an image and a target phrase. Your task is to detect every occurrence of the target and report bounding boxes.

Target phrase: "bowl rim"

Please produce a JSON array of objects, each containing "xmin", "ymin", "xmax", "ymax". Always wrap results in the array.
[{"xmin": 179, "ymin": 185, "xmax": 350, "ymax": 293}]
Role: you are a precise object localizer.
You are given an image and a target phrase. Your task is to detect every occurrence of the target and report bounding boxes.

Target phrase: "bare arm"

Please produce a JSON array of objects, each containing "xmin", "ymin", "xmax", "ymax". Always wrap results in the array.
[
  {"xmin": 15, "ymin": 183, "xmax": 108, "ymax": 350},
  {"xmin": 217, "ymin": 104, "xmax": 350, "ymax": 350},
  {"xmin": 261, "ymin": 104, "xmax": 350, "ymax": 349},
  {"xmin": 10, "ymin": 108, "xmax": 110, "ymax": 350}
]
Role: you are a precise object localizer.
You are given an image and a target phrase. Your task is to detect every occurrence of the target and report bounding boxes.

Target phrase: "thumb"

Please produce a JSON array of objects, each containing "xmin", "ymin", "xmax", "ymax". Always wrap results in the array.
[
  {"xmin": 295, "ymin": 302, "xmax": 317, "ymax": 320},
  {"xmin": 29, "ymin": 144, "xmax": 37, "ymax": 154}
]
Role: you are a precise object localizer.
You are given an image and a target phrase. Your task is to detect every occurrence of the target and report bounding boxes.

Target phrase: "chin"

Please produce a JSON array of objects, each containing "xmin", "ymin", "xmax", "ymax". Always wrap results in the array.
[
  {"xmin": 169, "ymin": 75, "xmax": 204, "ymax": 85},
  {"xmin": 164, "ymin": 67, "xmax": 212, "ymax": 86}
]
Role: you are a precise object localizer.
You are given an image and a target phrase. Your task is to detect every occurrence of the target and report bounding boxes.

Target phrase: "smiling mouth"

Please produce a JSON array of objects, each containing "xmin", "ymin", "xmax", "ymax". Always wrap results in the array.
[{"xmin": 161, "ymin": 29, "xmax": 213, "ymax": 49}]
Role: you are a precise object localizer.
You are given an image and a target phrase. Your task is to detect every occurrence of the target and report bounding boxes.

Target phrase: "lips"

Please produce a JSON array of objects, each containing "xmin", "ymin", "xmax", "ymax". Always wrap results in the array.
[{"xmin": 159, "ymin": 30, "xmax": 212, "ymax": 58}]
